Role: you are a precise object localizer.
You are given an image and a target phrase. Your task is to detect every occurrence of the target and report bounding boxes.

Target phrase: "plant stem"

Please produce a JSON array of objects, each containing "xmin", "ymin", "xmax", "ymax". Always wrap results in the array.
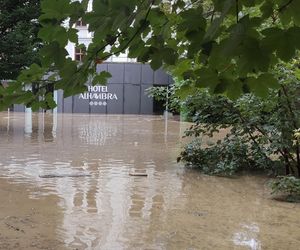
[
  {"xmin": 236, "ymin": 0, "xmax": 239, "ymax": 23},
  {"xmin": 281, "ymin": 85, "xmax": 300, "ymax": 177}
]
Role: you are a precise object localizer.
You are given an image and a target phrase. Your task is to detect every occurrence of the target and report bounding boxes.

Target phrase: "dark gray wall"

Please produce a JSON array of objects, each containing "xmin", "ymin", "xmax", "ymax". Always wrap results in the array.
[{"xmin": 13, "ymin": 62, "xmax": 172, "ymax": 115}]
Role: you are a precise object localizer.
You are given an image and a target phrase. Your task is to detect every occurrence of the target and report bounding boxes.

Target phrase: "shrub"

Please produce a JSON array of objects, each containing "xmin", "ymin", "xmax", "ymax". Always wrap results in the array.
[
  {"xmin": 179, "ymin": 83, "xmax": 300, "ymax": 179},
  {"xmin": 179, "ymin": 135, "xmax": 274, "ymax": 176},
  {"xmin": 270, "ymin": 176, "xmax": 300, "ymax": 195}
]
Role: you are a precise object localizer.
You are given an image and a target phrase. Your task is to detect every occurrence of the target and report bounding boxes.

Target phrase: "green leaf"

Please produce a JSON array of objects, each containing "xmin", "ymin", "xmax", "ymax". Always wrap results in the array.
[
  {"xmin": 92, "ymin": 71, "xmax": 112, "ymax": 85},
  {"xmin": 68, "ymin": 28, "xmax": 78, "ymax": 44},
  {"xmin": 128, "ymin": 41, "xmax": 146, "ymax": 58},
  {"xmin": 162, "ymin": 48, "xmax": 177, "ymax": 65},
  {"xmin": 40, "ymin": 0, "xmax": 71, "ymax": 22},
  {"xmin": 278, "ymin": 0, "xmax": 300, "ymax": 26},
  {"xmin": 31, "ymin": 101, "xmax": 42, "ymax": 112},
  {"xmin": 40, "ymin": 42, "xmax": 68, "ymax": 67},
  {"xmin": 258, "ymin": 73, "xmax": 279, "ymax": 89},
  {"xmin": 45, "ymin": 92, "xmax": 57, "ymax": 109},
  {"xmin": 17, "ymin": 64, "xmax": 46, "ymax": 83},
  {"xmin": 260, "ymin": 0, "xmax": 274, "ymax": 19},
  {"xmin": 178, "ymin": 6, "xmax": 206, "ymax": 33},
  {"xmin": 295, "ymin": 69, "xmax": 300, "ymax": 80},
  {"xmin": 246, "ymin": 73, "xmax": 279, "ymax": 98},
  {"xmin": 60, "ymin": 59, "xmax": 77, "ymax": 79},
  {"xmin": 150, "ymin": 56, "xmax": 163, "ymax": 71},
  {"xmin": 226, "ymin": 79, "xmax": 243, "ymax": 100},
  {"xmin": 261, "ymin": 27, "xmax": 300, "ymax": 62},
  {"xmin": 175, "ymin": 84, "xmax": 196, "ymax": 99},
  {"xmin": 195, "ymin": 68, "xmax": 220, "ymax": 90},
  {"xmin": 15, "ymin": 91, "xmax": 34, "ymax": 104},
  {"xmin": 39, "ymin": 25, "xmax": 70, "ymax": 47},
  {"xmin": 204, "ymin": 0, "xmax": 235, "ymax": 41},
  {"xmin": 169, "ymin": 59, "xmax": 192, "ymax": 79},
  {"xmin": 237, "ymin": 37, "xmax": 270, "ymax": 74},
  {"xmin": 247, "ymin": 77, "xmax": 267, "ymax": 97},
  {"xmin": 240, "ymin": 0, "xmax": 257, "ymax": 7},
  {"xmin": 214, "ymin": 81, "xmax": 228, "ymax": 94},
  {"xmin": 55, "ymin": 28, "xmax": 69, "ymax": 47}
]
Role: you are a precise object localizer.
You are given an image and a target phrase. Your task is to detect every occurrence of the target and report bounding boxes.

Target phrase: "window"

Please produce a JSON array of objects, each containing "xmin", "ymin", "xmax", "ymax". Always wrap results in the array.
[
  {"xmin": 75, "ymin": 48, "xmax": 85, "ymax": 62},
  {"xmin": 76, "ymin": 19, "xmax": 86, "ymax": 27}
]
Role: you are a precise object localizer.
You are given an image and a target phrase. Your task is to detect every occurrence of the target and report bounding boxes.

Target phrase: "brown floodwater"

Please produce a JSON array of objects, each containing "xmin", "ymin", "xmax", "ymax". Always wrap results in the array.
[{"xmin": 0, "ymin": 111, "xmax": 299, "ymax": 250}]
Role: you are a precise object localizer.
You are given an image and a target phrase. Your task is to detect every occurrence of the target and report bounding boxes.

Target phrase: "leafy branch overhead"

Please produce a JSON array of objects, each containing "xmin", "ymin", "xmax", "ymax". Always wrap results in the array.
[{"xmin": 1, "ymin": 0, "xmax": 300, "ymax": 109}]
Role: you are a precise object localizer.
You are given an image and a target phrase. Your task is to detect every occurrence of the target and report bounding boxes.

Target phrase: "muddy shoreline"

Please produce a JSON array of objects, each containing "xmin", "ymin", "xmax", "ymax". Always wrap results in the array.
[{"xmin": 0, "ymin": 178, "xmax": 65, "ymax": 250}]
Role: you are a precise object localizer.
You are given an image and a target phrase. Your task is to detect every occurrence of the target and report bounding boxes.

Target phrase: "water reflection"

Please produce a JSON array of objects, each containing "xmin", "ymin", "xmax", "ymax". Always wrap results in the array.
[
  {"xmin": 0, "ymin": 112, "xmax": 300, "ymax": 249},
  {"xmin": 78, "ymin": 117, "xmax": 118, "ymax": 146},
  {"xmin": 24, "ymin": 107, "xmax": 32, "ymax": 135},
  {"xmin": 233, "ymin": 223, "xmax": 261, "ymax": 250},
  {"xmin": 24, "ymin": 109, "xmax": 57, "ymax": 142}
]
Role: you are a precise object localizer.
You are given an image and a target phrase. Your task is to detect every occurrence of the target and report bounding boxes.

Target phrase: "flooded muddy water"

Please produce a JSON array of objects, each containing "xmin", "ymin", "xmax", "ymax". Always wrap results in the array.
[{"xmin": 0, "ymin": 111, "xmax": 300, "ymax": 250}]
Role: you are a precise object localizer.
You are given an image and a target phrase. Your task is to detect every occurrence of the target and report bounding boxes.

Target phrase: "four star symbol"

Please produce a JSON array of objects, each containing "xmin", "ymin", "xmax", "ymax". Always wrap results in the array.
[{"xmin": 89, "ymin": 101, "xmax": 107, "ymax": 106}]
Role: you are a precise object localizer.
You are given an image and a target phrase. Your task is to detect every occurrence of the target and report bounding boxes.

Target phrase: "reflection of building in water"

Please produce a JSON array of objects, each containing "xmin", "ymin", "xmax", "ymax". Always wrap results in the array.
[
  {"xmin": 233, "ymin": 223, "xmax": 261, "ymax": 250},
  {"xmin": 0, "ymin": 111, "xmax": 10, "ymax": 136},
  {"xmin": 0, "ymin": 112, "xmax": 185, "ymax": 248},
  {"xmin": 53, "ymin": 118, "xmax": 184, "ymax": 248},
  {"xmin": 24, "ymin": 110, "xmax": 56, "ymax": 142},
  {"xmin": 78, "ymin": 120, "xmax": 118, "ymax": 146}
]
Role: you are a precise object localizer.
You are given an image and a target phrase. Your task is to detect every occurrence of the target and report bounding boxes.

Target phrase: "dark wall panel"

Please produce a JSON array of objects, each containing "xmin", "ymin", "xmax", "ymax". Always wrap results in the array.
[
  {"xmin": 124, "ymin": 84, "xmax": 140, "ymax": 114},
  {"xmin": 141, "ymin": 84, "xmax": 153, "ymax": 114},
  {"xmin": 73, "ymin": 94, "xmax": 89, "ymax": 113},
  {"xmin": 124, "ymin": 63, "xmax": 141, "ymax": 84},
  {"xmin": 154, "ymin": 69, "xmax": 169, "ymax": 85},
  {"xmin": 13, "ymin": 104, "xmax": 25, "ymax": 112},
  {"xmin": 90, "ymin": 99, "xmax": 107, "ymax": 114},
  {"xmin": 141, "ymin": 64, "xmax": 154, "ymax": 84},
  {"xmin": 106, "ymin": 84, "xmax": 123, "ymax": 114},
  {"xmin": 57, "ymin": 90, "xmax": 64, "ymax": 113},
  {"xmin": 168, "ymin": 75, "xmax": 174, "ymax": 84},
  {"xmin": 63, "ymin": 96, "xmax": 73, "ymax": 113},
  {"xmin": 107, "ymin": 64, "xmax": 124, "ymax": 84},
  {"xmin": 96, "ymin": 63, "xmax": 108, "ymax": 73}
]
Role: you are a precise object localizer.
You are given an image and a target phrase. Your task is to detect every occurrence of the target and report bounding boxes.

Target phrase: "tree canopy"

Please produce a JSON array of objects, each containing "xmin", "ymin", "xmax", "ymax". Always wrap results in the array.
[
  {"xmin": 0, "ymin": 0, "xmax": 41, "ymax": 80},
  {"xmin": 1, "ymin": 0, "xmax": 300, "ymax": 110}
]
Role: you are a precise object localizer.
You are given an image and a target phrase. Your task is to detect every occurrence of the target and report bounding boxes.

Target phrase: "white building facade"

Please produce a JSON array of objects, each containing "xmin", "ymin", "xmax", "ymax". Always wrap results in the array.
[{"xmin": 65, "ymin": 1, "xmax": 136, "ymax": 63}]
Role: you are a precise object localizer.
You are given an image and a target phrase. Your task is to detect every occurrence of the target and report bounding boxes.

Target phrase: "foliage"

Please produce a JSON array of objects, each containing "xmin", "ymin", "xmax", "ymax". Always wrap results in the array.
[
  {"xmin": 179, "ymin": 91, "xmax": 276, "ymax": 175},
  {"xmin": 0, "ymin": 0, "xmax": 41, "ymax": 80},
  {"xmin": 1, "ymin": 0, "xmax": 300, "ymax": 109},
  {"xmin": 270, "ymin": 176, "xmax": 300, "ymax": 196},
  {"xmin": 179, "ymin": 64, "xmax": 300, "ymax": 178},
  {"xmin": 146, "ymin": 86, "xmax": 169, "ymax": 103},
  {"xmin": 145, "ymin": 81, "xmax": 183, "ymax": 113},
  {"xmin": 293, "ymin": 128, "xmax": 300, "ymax": 146},
  {"xmin": 178, "ymin": 136, "xmax": 270, "ymax": 176}
]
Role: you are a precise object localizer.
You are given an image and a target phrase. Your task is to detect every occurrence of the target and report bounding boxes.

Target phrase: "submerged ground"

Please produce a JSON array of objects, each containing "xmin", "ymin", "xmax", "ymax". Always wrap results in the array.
[{"xmin": 0, "ymin": 112, "xmax": 299, "ymax": 250}]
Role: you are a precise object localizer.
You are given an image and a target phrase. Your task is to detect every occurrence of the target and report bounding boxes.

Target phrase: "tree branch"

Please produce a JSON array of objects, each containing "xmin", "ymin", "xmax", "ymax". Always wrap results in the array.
[
  {"xmin": 235, "ymin": 0, "xmax": 239, "ymax": 23},
  {"xmin": 56, "ymin": 0, "xmax": 153, "ymax": 93},
  {"xmin": 281, "ymin": 84, "xmax": 300, "ymax": 176},
  {"xmin": 278, "ymin": 0, "xmax": 294, "ymax": 12}
]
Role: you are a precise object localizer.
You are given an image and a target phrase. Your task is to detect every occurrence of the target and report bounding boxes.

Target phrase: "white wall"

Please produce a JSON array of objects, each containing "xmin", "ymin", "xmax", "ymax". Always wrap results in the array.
[{"xmin": 65, "ymin": 0, "xmax": 136, "ymax": 63}]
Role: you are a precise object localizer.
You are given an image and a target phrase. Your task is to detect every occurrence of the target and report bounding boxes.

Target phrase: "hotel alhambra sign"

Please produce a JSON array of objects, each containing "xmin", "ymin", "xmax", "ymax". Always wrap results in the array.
[{"xmin": 79, "ymin": 85, "xmax": 118, "ymax": 106}]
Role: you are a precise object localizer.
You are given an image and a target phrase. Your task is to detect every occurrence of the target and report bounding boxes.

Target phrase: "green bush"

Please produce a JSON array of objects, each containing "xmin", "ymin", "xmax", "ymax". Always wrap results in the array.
[
  {"xmin": 179, "ymin": 77, "xmax": 300, "ymax": 180},
  {"xmin": 145, "ymin": 83, "xmax": 182, "ymax": 114},
  {"xmin": 179, "ymin": 135, "xmax": 274, "ymax": 176},
  {"xmin": 270, "ymin": 176, "xmax": 300, "ymax": 201}
]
